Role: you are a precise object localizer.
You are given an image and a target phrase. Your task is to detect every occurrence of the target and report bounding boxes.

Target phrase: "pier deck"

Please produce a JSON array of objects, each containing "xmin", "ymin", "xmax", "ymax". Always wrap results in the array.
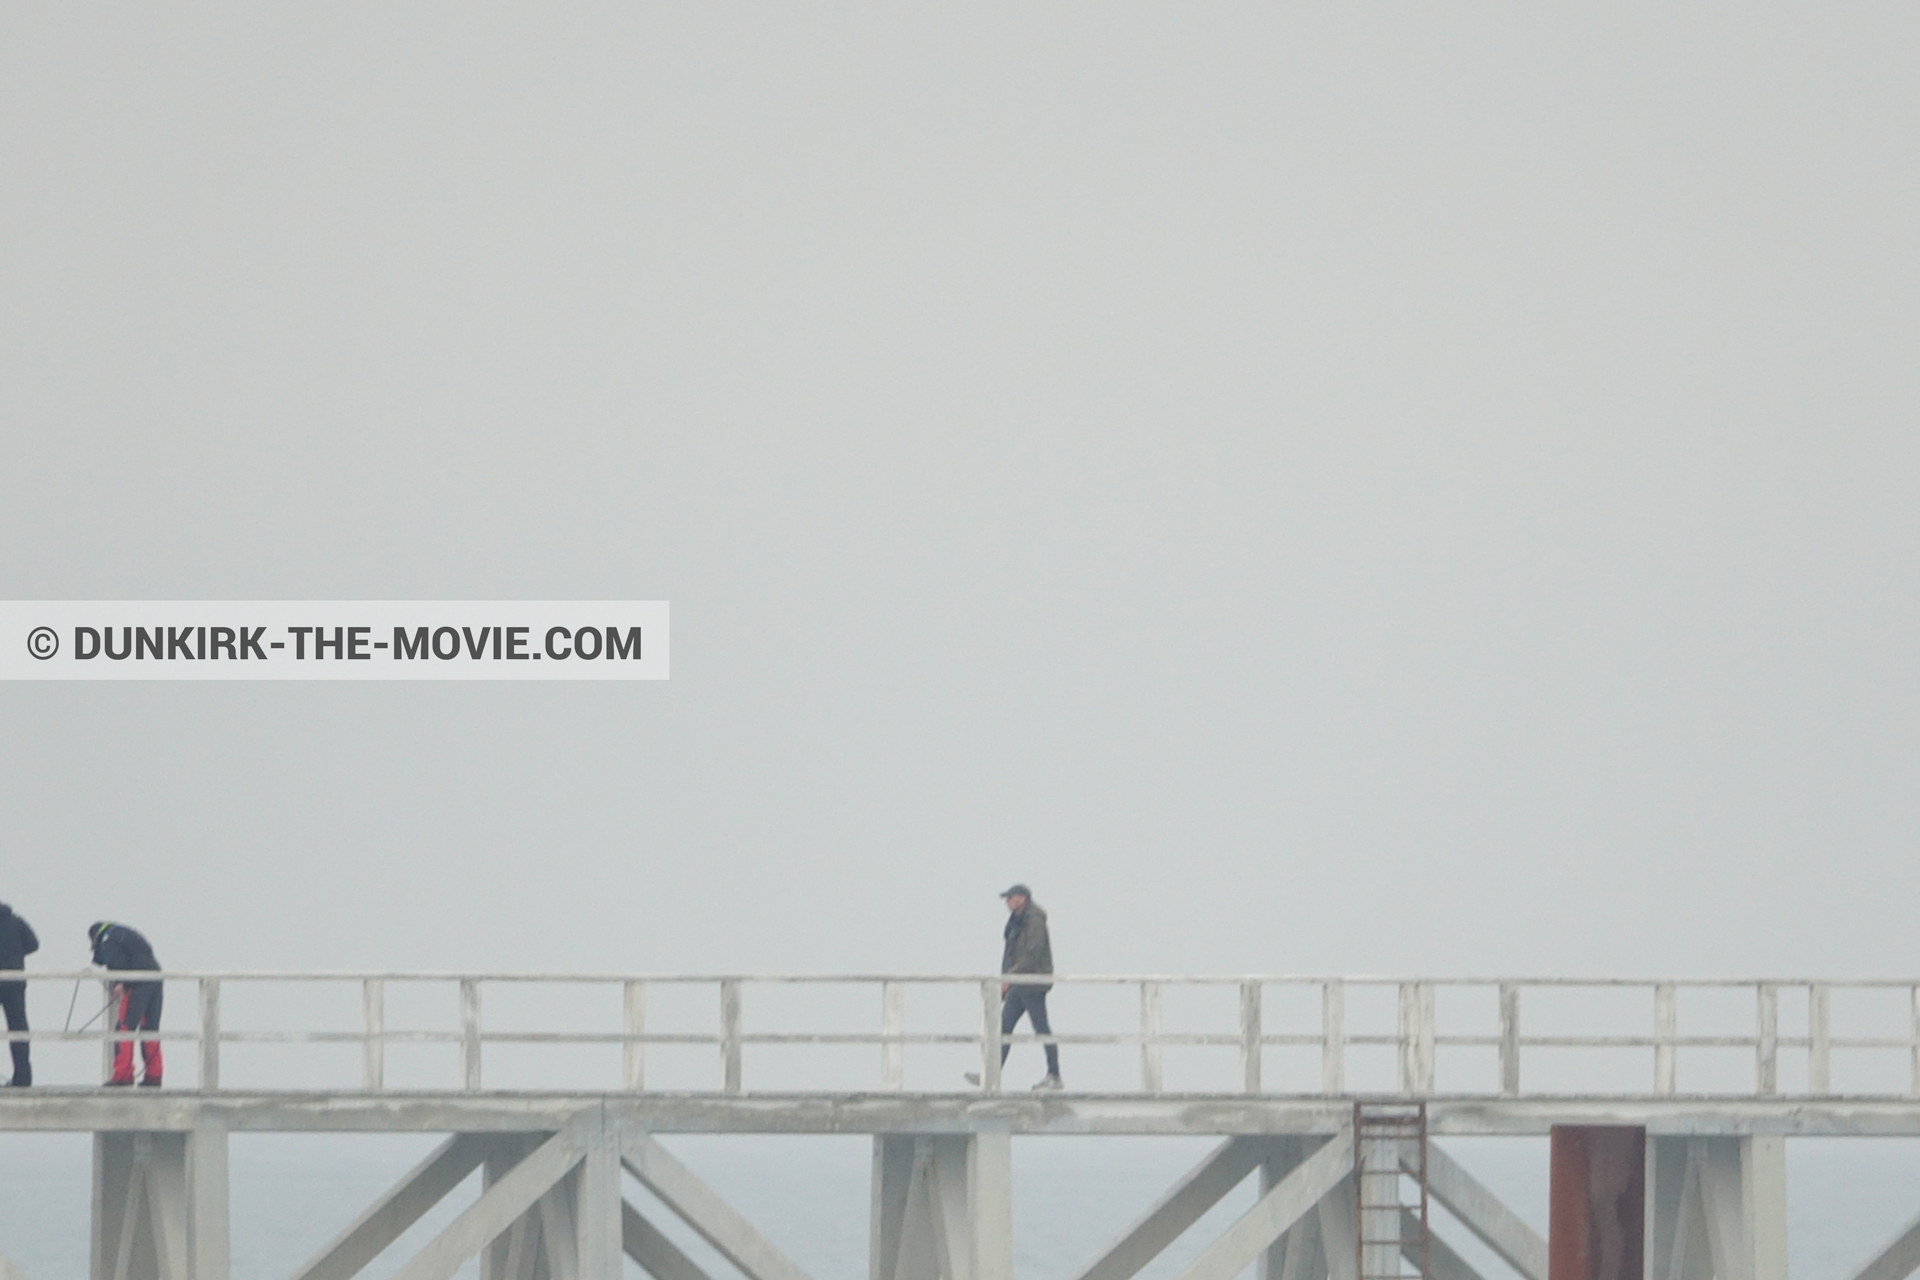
[{"xmin": 7, "ymin": 1090, "xmax": 1920, "ymax": 1136}]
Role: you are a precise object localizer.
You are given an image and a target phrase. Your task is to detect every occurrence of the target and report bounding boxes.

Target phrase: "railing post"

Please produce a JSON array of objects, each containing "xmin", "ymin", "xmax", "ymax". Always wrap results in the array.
[
  {"xmin": 979, "ymin": 980, "xmax": 1003, "ymax": 1093},
  {"xmin": 1140, "ymin": 981, "xmax": 1164, "ymax": 1094},
  {"xmin": 1809, "ymin": 983, "xmax": 1831, "ymax": 1094},
  {"xmin": 1399, "ymin": 982, "xmax": 1434, "ymax": 1095},
  {"xmin": 1756, "ymin": 983, "xmax": 1778, "ymax": 1096},
  {"xmin": 1321, "ymin": 980, "xmax": 1345, "ymax": 1095},
  {"xmin": 198, "ymin": 978, "xmax": 220, "ymax": 1092},
  {"xmin": 363, "ymin": 979, "xmax": 385, "ymax": 1092},
  {"xmin": 1240, "ymin": 982, "xmax": 1262, "ymax": 1094},
  {"xmin": 881, "ymin": 981, "xmax": 904, "ymax": 1091},
  {"xmin": 1498, "ymin": 984, "xmax": 1520, "ymax": 1096},
  {"xmin": 1911, "ymin": 984, "xmax": 1920, "ymax": 1099},
  {"xmin": 459, "ymin": 978, "xmax": 482, "ymax": 1091},
  {"xmin": 1654, "ymin": 983, "xmax": 1677, "ymax": 1095},
  {"xmin": 720, "ymin": 980, "xmax": 742, "ymax": 1094},
  {"xmin": 623, "ymin": 980, "xmax": 646, "ymax": 1092}
]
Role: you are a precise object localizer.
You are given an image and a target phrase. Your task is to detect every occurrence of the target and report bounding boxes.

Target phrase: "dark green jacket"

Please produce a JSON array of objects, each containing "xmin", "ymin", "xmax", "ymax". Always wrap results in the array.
[{"xmin": 1001, "ymin": 903, "xmax": 1053, "ymax": 989}]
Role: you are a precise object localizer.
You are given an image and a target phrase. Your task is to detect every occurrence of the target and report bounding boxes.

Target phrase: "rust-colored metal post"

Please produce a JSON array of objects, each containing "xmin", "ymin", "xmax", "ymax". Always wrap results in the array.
[{"xmin": 1550, "ymin": 1125, "xmax": 1645, "ymax": 1280}]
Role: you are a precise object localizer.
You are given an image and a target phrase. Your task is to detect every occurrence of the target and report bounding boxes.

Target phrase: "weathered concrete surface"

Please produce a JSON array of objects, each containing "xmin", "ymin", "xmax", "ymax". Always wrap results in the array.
[{"xmin": 5, "ymin": 1092, "xmax": 1920, "ymax": 1136}]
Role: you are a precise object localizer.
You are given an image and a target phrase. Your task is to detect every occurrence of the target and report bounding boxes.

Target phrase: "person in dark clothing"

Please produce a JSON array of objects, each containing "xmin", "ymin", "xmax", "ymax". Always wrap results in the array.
[
  {"xmin": 966, "ymin": 884, "xmax": 1062, "ymax": 1090},
  {"xmin": 89, "ymin": 922, "xmax": 162, "ymax": 1087},
  {"xmin": 0, "ymin": 903, "xmax": 38, "ymax": 1087}
]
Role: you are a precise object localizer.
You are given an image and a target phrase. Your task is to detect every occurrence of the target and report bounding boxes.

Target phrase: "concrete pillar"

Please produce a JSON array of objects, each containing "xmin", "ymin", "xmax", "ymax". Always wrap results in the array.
[
  {"xmin": 92, "ymin": 1133, "xmax": 151, "ymax": 1280},
  {"xmin": 1644, "ymin": 1137, "xmax": 1785, "ymax": 1280},
  {"xmin": 1357, "ymin": 1136, "xmax": 1399, "ymax": 1280},
  {"xmin": 968, "ymin": 1131, "xmax": 1012, "ymax": 1280},
  {"xmin": 534, "ymin": 1173, "xmax": 579, "ymax": 1280},
  {"xmin": 481, "ymin": 1138, "xmax": 527, "ymax": 1280},
  {"xmin": 1256, "ymin": 1137, "xmax": 1320, "ymax": 1280},
  {"xmin": 186, "ymin": 1124, "xmax": 230, "ymax": 1280},
  {"xmin": 1743, "ymin": 1137, "xmax": 1786, "ymax": 1280},
  {"xmin": 91, "ymin": 1127, "xmax": 229, "ymax": 1280},
  {"xmin": 465, "ymin": 1122, "xmax": 624, "ymax": 1280},
  {"xmin": 479, "ymin": 1133, "xmax": 571, "ymax": 1280},
  {"xmin": 572, "ymin": 1116, "xmax": 623, "ymax": 1280},
  {"xmin": 870, "ymin": 1133, "xmax": 1012, "ymax": 1280},
  {"xmin": 1318, "ymin": 1174, "xmax": 1359, "ymax": 1280},
  {"xmin": 473, "ymin": 1126, "xmax": 620, "ymax": 1280},
  {"xmin": 872, "ymin": 1135, "xmax": 916, "ymax": 1280}
]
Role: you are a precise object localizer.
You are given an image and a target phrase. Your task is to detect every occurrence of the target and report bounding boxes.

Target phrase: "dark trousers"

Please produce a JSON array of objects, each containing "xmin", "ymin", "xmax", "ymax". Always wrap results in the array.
[
  {"xmin": 1000, "ymin": 986, "xmax": 1059, "ymax": 1075},
  {"xmin": 0, "ymin": 981, "xmax": 27, "ymax": 1086},
  {"xmin": 110, "ymin": 982, "xmax": 163, "ymax": 1085}
]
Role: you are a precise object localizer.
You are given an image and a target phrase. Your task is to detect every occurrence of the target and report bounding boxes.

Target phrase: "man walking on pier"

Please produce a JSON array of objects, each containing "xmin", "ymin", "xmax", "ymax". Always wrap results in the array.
[
  {"xmin": 0, "ymin": 902, "xmax": 37, "ymax": 1086},
  {"xmin": 89, "ymin": 922, "xmax": 162, "ymax": 1087},
  {"xmin": 967, "ymin": 884, "xmax": 1063, "ymax": 1090}
]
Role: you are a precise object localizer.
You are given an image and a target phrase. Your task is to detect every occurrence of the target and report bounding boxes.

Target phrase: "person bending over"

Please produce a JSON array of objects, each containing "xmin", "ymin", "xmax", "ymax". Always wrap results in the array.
[{"xmin": 89, "ymin": 922, "xmax": 163, "ymax": 1087}]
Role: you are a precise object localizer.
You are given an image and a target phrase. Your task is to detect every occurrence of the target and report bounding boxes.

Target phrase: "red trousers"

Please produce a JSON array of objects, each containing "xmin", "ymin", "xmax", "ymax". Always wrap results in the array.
[{"xmin": 109, "ymin": 983, "xmax": 163, "ymax": 1085}]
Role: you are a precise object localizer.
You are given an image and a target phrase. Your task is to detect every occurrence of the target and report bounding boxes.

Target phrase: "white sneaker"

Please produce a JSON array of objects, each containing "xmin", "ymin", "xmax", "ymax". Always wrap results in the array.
[{"xmin": 1032, "ymin": 1073, "xmax": 1063, "ymax": 1091}]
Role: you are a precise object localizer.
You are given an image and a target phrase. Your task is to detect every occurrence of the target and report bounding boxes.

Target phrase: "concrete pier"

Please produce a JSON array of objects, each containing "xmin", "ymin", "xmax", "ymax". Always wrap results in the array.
[{"xmin": 2, "ymin": 970, "xmax": 1919, "ymax": 1280}]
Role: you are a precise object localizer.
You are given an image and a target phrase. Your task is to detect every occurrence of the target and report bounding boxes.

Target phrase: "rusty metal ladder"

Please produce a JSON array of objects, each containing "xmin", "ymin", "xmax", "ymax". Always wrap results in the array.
[{"xmin": 1355, "ymin": 1099, "xmax": 1429, "ymax": 1280}]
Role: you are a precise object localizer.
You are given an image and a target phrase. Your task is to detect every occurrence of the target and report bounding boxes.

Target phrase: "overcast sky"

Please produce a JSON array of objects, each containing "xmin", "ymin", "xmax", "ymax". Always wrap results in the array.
[{"xmin": 2, "ymin": 7, "xmax": 1915, "ymax": 983}]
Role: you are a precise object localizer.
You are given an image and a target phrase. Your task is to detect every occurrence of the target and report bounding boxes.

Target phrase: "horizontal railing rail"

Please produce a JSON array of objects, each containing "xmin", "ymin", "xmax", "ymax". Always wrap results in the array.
[{"xmin": 2, "ymin": 972, "xmax": 1916, "ymax": 1099}]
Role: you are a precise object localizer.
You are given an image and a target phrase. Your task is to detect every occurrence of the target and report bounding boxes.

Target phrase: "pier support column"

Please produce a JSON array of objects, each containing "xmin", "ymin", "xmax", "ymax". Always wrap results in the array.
[
  {"xmin": 870, "ymin": 1133, "xmax": 1012, "ymax": 1280},
  {"xmin": 1646, "ymin": 1137, "xmax": 1785, "ymax": 1280},
  {"xmin": 1256, "ymin": 1137, "xmax": 1322, "ymax": 1280},
  {"xmin": 90, "ymin": 1126, "xmax": 230, "ymax": 1280},
  {"xmin": 481, "ymin": 1137, "xmax": 534, "ymax": 1280},
  {"xmin": 1318, "ymin": 1171, "xmax": 1359, "ymax": 1280},
  {"xmin": 187, "ymin": 1124, "xmax": 230, "ymax": 1280},
  {"xmin": 479, "ymin": 1134, "xmax": 568, "ymax": 1280},
  {"xmin": 475, "ymin": 1121, "xmax": 620, "ymax": 1280},
  {"xmin": 572, "ymin": 1113, "xmax": 623, "ymax": 1280},
  {"xmin": 1357, "ymin": 1133, "xmax": 1400, "ymax": 1280}
]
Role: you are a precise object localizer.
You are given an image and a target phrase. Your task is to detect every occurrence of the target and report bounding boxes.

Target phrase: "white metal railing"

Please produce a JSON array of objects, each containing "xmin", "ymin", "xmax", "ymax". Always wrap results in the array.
[{"xmin": 4, "ymin": 972, "xmax": 1920, "ymax": 1098}]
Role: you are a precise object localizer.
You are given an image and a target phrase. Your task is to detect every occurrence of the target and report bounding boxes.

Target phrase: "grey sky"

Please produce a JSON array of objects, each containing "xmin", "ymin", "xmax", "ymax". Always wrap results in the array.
[{"xmin": 1, "ymin": 8, "xmax": 1915, "ymax": 982}]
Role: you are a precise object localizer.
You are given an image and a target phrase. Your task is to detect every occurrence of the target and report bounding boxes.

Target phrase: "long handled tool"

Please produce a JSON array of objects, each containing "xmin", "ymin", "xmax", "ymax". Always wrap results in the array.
[
  {"xmin": 73, "ymin": 985, "xmax": 119, "ymax": 1036},
  {"xmin": 74, "ymin": 1001, "xmax": 116, "ymax": 1034},
  {"xmin": 63, "ymin": 977, "xmax": 81, "ymax": 1032}
]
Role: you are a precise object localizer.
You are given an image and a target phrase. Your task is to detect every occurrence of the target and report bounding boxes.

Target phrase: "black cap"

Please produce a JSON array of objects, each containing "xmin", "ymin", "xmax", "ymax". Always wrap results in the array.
[{"xmin": 999, "ymin": 884, "xmax": 1031, "ymax": 899}]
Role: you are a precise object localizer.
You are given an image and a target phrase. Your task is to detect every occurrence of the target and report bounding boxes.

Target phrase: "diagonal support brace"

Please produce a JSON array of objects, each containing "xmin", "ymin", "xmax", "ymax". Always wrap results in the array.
[
  {"xmin": 1850, "ymin": 1208, "xmax": 1920, "ymax": 1280},
  {"xmin": 1174, "ymin": 1130, "xmax": 1355, "ymax": 1280},
  {"xmin": 624, "ymin": 1200, "xmax": 717, "ymax": 1280},
  {"xmin": 291, "ymin": 1134, "xmax": 494, "ymax": 1280},
  {"xmin": 621, "ymin": 1130, "xmax": 814, "ymax": 1280},
  {"xmin": 389, "ymin": 1115, "xmax": 593, "ymax": 1280},
  {"xmin": 1072, "ymin": 1137, "xmax": 1275, "ymax": 1280},
  {"xmin": 1401, "ymin": 1209, "xmax": 1490, "ymax": 1280},
  {"xmin": 1411, "ymin": 1142, "xmax": 1548, "ymax": 1280}
]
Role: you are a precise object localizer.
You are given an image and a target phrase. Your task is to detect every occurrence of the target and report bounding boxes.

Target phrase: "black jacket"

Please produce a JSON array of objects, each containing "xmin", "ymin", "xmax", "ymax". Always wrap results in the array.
[
  {"xmin": 0, "ymin": 904, "xmax": 37, "ymax": 971},
  {"xmin": 90, "ymin": 923, "xmax": 160, "ymax": 973}
]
